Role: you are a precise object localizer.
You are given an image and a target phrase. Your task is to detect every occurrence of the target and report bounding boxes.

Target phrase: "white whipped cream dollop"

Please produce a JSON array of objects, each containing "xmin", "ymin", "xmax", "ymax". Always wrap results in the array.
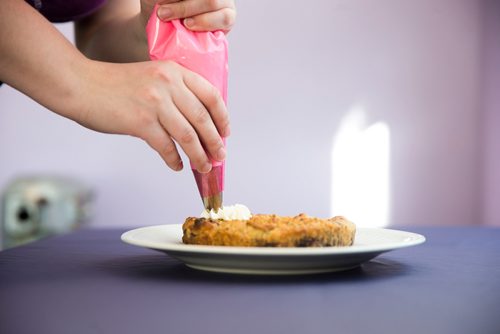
[{"xmin": 201, "ymin": 204, "xmax": 252, "ymax": 221}]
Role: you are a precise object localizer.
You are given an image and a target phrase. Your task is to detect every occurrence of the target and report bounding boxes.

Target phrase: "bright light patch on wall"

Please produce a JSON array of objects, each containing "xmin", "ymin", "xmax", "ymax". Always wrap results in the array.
[{"xmin": 330, "ymin": 106, "xmax": 391, "ymax": 227}]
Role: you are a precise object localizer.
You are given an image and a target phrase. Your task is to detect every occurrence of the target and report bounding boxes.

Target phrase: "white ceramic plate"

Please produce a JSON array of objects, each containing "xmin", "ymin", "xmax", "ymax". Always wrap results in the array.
[{"xmin": 121, "ymin": 225, "xmax": 425, "ymax": 275}]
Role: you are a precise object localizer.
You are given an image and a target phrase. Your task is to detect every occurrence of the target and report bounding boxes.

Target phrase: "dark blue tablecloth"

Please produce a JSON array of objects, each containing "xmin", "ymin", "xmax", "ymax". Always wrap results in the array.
[{"xmin": 1, "ymin": 226, "xmax": 499, "ymax": 334}]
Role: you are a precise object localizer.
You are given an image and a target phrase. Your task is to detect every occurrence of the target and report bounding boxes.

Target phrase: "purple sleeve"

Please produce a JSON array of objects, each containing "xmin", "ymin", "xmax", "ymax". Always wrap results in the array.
[{"xmin": 25, "ymin": 0, "xmax": 107, "ymax": 23}]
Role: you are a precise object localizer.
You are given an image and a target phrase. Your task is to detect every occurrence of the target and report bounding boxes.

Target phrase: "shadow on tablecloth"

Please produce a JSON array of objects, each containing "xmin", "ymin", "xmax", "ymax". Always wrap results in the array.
[{"xmin": 95, "ymin": 254, "xmax": 411, "ymax": 284}]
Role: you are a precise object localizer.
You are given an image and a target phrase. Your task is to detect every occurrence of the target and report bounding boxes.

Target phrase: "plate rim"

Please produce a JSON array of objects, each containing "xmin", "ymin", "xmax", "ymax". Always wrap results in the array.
[{"xmin": 121, "ymin": 224, "xmax": 426, "ymax": 256}]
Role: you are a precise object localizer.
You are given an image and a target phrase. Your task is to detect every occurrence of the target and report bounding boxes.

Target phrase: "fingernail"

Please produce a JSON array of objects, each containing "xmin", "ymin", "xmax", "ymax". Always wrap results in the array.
[
  {"xmin": 216, "ymin": 147, "xmax": 226, "ymax": 161},
  {"xmin": 224, "ymin": 125, "xmax": 231, "ymax": 137},
  {"xmin": 157, "ymin": 6, "xmax": 172, "ymax": 20},
  {"xmin": 176, "ymin": 160, "xmax": 183, "ymax": 171},
  {"xmin": 200, "ymin": 162, "xmax": 212, "ymax": 173},
  {"xmin": 184, "ymin": 18, "xmax": 194, "ymax": 27}
]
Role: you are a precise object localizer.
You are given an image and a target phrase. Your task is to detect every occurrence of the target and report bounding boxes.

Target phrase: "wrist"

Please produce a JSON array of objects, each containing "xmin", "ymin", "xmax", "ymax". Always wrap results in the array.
[{"xmin": 62, "ymin": 56, "xmax": 101, "ymax": 126}]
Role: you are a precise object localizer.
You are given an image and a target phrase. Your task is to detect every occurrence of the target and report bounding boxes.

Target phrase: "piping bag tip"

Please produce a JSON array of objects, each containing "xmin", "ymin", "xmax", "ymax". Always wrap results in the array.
[{"xmin": 192, "ymin": 163, "xmax": 224, "ymax": 212}]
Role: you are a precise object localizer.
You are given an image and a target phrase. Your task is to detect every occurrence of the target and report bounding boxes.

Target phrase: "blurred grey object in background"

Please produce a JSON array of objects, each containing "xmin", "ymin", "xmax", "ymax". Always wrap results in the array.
[{"xmin": 1, "ymin": 176, "xmax": 93, "ymax": 249}]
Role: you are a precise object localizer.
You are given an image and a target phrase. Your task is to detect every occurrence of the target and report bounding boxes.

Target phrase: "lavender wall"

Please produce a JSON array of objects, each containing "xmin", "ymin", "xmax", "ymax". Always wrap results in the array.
[
  {"xmin": 482, "ymin": 0, "xmax": 500, "ymax": 226},
  {"xmin": 0, "ymin": 0, "xmax": 495, "ymax": 232}
]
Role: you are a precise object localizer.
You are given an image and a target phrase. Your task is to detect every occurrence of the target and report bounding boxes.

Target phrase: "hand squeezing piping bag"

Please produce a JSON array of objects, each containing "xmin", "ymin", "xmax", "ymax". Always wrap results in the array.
[{"xmin": 146, "ymin": 7, "xmax": 228, "ymax": 211}]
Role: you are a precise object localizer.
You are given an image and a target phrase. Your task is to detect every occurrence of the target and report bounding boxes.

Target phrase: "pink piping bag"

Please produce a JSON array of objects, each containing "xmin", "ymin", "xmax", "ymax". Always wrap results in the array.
[{"xmin": 146, "ymin": 6, "xmax": 228, "ymax": 212}]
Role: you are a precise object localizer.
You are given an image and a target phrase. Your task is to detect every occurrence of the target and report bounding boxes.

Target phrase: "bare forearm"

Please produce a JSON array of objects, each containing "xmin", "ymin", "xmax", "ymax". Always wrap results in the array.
[
  {"xmin": 0, "ymin": 0, "xmax": 87, "ymax": 120},
  {"xmin": 0, "ymin": 0, "xmax": 233, "ymax": 173},
  {"xmin": 75, "ymin": 1, "xmax": 149, "ymax": 63}
]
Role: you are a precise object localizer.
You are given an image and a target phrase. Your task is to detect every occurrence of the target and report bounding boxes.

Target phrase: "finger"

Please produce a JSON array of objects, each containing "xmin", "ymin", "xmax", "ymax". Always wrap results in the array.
[
  {"xmin": 159, "ymin": 101, "xmax": 212, "ymax": 173},
  {"xmin": 157, "ymin": 0, "xmax": 234, "ymax": 21},
  {"xmin": 181, "ymin": 69, "xmax": 230, "ymax": 138},
  {"xmin": 173, "ymin": 82, "xmax": 226, "ymax": 162},
  {"xmin": 183, "ymin": 7, "xmax": 236, "ymax": 32},
  {"xmin": 144, "ymin": 124, "xmax": 184, "ymax": 171},
  {"xmin": 158, "ymin": 0, "xmax": 182, "ymax": 4}
]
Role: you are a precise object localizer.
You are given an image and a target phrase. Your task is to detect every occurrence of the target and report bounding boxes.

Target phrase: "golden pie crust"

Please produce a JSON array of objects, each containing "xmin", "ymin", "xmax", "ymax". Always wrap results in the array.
[{"xmin": 182, "ymin": 214, "xmax": 355, "ymax": 247}]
